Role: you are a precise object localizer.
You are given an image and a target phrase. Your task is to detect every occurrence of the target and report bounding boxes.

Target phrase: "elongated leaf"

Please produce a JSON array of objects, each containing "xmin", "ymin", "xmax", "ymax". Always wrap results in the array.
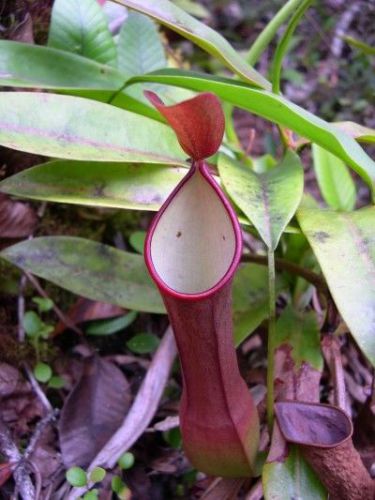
[
  {"xmin": 114, "ymin": 0, "xmax": 270, "ymax": 89},
  {"xmin": 118, "ymin": 12, "xmax": 166, "ymax": 75},
  {"xmin": 219, "ymin": 151, "xmax": 304, "ymax": 250},
  {"xmin": 276, "ymin": 306, "xmax": 322, "ymax": 370},
  {"xmin": 263, "ymin": 307, "xmax": 326, "ymax": 499},
  {"xmin": 0, "ymin": 41, "xmax": 163, "ymax": 121},
  {"xmin": 263, "ymin": 445, "xmax": 326, "ymax": 500},
  {"xmin": 0, "ymin": 161, "xmax": 187, "ymax": 211},
  {"xmin": 298, "ymin": 206, "xmax": 375, "ymax": 366},
  {"xmin": 86, "ymin": 311, "xmax": 137, "ymax": 336},
  {"xmin": 312, "ymin": 144, "xmax": 356, "ymax": 211},
  {"xmin": 343, "ymin": 35, "xmax": 375, "ymax": 56},
  {"xmin": 130, "ymin": 70, "xmax": 375, "ymax": 194},
  {"xmin": 334, "ymin": 121, "xmax": 375, "ymax": 144},
  {"xmin": 0, "ymin": 237, "xmax": 165, "ymax": 313},
  {"xmin": 0, "ymin": 92, "xmax": 185, "ymax": 163},
  {"xmin": 48, "ymin": 0, "xmax": 117, "ymax": 66},
  {"xmin": 0, "ymin": 41, "xmax": 123, "ymax": 91},
  {"xmin": 174, "ymin": 0, "xmax": 209, "ymax": 18},
  {"xmin": 117, "ymin": 12, "xmax": 170, "ymax": 108}
]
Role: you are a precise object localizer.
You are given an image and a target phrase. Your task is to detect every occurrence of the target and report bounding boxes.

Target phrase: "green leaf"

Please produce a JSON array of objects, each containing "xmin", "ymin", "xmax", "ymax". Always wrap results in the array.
[
  {"xmin": 39, "ymin": 324, "xmax": 54, "ymax": 339},
  {"xmin": 118, "ymin": 12, "xmax": 166, "ymax": 75},
  {"xmin": 23, "ymin": 311, "xmax": 44, "ymax": 337},
  {"xmin": 263, "ymin": 445, "xmax": 326, "ymax": 500},
  {"xmin": 115, "ymin": 0, "xmax": 270, "ymax": 89},
  {"xmin": 0, "ymin": 160, "xmax": 187, "ymax": 211},
  {"xmin": 126, "ymin": 333, "xmax": 160, "ymax": 354},
  {"xmin": 1, "ymin": 237, "xmax": 165, "ymax": 314},
  {"xmin": 89, "ymin": 467, "xmax": 106, "ymax": 483},
  {"xmin": 83, "ymin": 490, "xmax": 99, "ymax": 500},
  {"xmin": 0, "ymin": 92, "xmax": 185, "ymax": 164},
  {"xmin": 129, "ymin": 231, "xmax": 146, "ymax": 253},
  {"xmin": 275, "ymin": 306, "xmax": 323, "ymax": 370},
  {"xmin": 312, "ymin": 144, "xmax": 356, "ymax": 211},
  {"xmin": 0, "ymin": 41, "xmax": 123, "ymax": 92},
  {"xmin": 173, "ymin": 0, "xmax": 209, "ymax": 18},
  {"xmin": 111, "ymin": 476, "xmax": 126, "ymax": 494},
  {"xmin": 130, "ymin": 70, "xmax": 375, "ymax": 194},
  {"xmin": 66, "ymin": 466, "xmax": 87, "ymax": 487},
  {"xmin": 232, "ymin": 264, "xmax": 285, "ymax": 346},
  {"xmin": 270, "ymin": 0, "xmax": 314, "ymax": 94},
  {"xmin": 48, "ymin": 375, "xmax": 66, "ymax": 389},
  {"xmin": 0, "ymin": 41, "xmax": 157, "ymax": 120},
  {"xmin": 34, "ymin": 362, "xmax": 53, "ymax": 383},
  {"xmin": 0, "ymin": 160, "xmax": 299, "ymax": 235},
  {"xmin": 219, "ymin": 151, "xmax": 304, "ymax": 250},
  {"xmin": 118, "ymin": 452, "xmax": 135, "ymax": 470},
  {"xmin": 32, "ymin": 297, "xmax": 54, "ymax": 313},
  {"xmin": 298, "ymin": 205, "xmax": 375, "ymax": 366},
  {"xmin": 334, "ymin": 121, "xmax": 375, "ymax": 144},
  {"xmin": 163, "ymin": 428, "xmax": 182, "ymax": 449},
  {"xmin": 343, "ymin": 35, "xmax": 375, "ymax": 56},
  {"xmin": 86, "ymin": 311, "xmax": 137, "ymax": 336},
  {"xmin": 48, "ymin": 0, "xmax": 117, "ymax": 66}
]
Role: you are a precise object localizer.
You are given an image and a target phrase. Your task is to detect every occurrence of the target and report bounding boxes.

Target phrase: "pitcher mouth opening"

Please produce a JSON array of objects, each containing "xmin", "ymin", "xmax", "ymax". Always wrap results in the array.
[{"xmin": 145, "ymin": 162, "xmax": 242, "ymax": 299}]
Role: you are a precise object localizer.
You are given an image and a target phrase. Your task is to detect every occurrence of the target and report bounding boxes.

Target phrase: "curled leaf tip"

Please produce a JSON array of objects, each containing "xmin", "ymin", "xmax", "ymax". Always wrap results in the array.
[{"xmin": 144, "ymin": 90, "xmax": 225, "ymax": 160}]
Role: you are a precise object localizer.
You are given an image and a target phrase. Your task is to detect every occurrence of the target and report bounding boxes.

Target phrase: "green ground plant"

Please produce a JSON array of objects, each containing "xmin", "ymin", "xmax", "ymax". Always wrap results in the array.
[{"xmin": 0, "ymin": 0, "xmax": 374, "ymax": 498}]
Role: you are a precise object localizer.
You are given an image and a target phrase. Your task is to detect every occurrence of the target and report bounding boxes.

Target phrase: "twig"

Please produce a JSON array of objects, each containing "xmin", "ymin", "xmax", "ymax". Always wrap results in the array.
[
  {"xmin": 23, "ymin": 364, "xmax": 53, "ymax": 413},
  {"xmin": 201, "ymin": 477, "xmax": 245, "ymax": 500},
  {"xmin": 266, "ymin": 249, "xmax": 276, "ymax": 431},
  {"xmin": 148, "ymin": 415, "xmax": 179, "ymax": 432},
  {"xmin": 27, "ymin": 461, "xmax": 42, "ymax": 500},
  {"xmin": 68, "ymin": 327, "xmax": 177, "ymax": 499},
  {"xmin": 241, "ymin": 254, "xmax": 329, "ymax": 295},
  {"xmin": 331, "ymin": 2, "xmax": 361, "ymax": 58},
  {"xmin": 245, "ymin": 479, "xmax": 263, "ymax": 500},
  {"xmin": 321, "ymin": 336, "xmax": 349, "ymax": 413},
  {"xmin": 17, "ymin": 274, "xmax": 27, "ymax": 342},
  {"xmin": 0, "ymin": 418, "xmax": 35, "ymax": 500},
  {"xmin": 24, "ymin": 410, "xmax": 59, "ymax": 462},
  {"xmin": 25, "ymin": 272, "xmax": 83, "ymax": 335}
]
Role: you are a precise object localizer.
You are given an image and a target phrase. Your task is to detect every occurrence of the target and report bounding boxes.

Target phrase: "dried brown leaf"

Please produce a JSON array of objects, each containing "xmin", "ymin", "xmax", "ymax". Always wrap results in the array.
[
  {"xmin": 0, "ymin": 364, "xmax": 20, "ymax": 397},
  {"xmin": 0, "ymin": 194, "xmax": 37, "ymax": 239},
  {"xmin": 54, "ymin": 298, "xmax": 124, "ymax": 336},
  {"xmin": 201, "ymin": 477, "xmax": 245, "ymax": 500},
  {"xmin": 58, "ymin": 356, "xmax": 131, "ymax": 468}
]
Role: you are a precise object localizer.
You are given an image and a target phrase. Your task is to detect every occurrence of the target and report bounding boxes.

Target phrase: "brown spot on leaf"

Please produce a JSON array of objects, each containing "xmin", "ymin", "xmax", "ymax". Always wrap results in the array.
[{"xmin": 313, "ymin": 231, "xmax": 330, "ymax": 243}]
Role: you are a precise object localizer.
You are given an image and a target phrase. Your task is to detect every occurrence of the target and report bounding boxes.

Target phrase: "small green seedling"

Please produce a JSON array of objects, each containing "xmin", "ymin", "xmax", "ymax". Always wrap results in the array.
[
  {"xmin": 118, "ymin": 452, "xmax": 135, "ymax": 470},
  {"xmin": 66, "ymin": 466, "xmax": 87, "ymax": 487},
  {"xmin": 89, "ymin": 467, "xmax": 106, "ymax": 483},
  {"xmin": 83, "ymin": 489, "xmax": 98, "ymax": 500},
  {"xmin": 111, "ymin": 475, "xmax": 131, "ymax": 499},
  {"xmin": 33, "ymin": 362, "xmax": 52, "ymax": 383},
  {"xmin": 126, "ymin": 333, "xmax": 159, "ymax": 354},
  {"xmin": 32, "ymin": 296, "xmax": 54, "ymax": 313}
]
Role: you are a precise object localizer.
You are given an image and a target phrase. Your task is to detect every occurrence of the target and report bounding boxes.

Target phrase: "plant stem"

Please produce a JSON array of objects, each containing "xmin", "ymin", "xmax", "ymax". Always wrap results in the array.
[
  {"xmin": 271, "ymin": 0, "xmax": 315, "ymax": 94},
  {"xmin": 266, "ymin": 248, "xmax": 276, "ymax": 431},
  {"xmin": 241, "ymin": 254, "xmax": 328, "ymax": 296},
  {"xmin": 246, "ymin": 0, "xmax": 304, "ymax": 66}
]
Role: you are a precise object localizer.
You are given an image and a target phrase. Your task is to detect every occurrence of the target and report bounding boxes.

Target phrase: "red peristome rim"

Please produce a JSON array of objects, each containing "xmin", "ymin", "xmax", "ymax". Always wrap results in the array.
[{"xmin": 144, "ymin": 160, "xmax": 243, "ymax": 301}]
